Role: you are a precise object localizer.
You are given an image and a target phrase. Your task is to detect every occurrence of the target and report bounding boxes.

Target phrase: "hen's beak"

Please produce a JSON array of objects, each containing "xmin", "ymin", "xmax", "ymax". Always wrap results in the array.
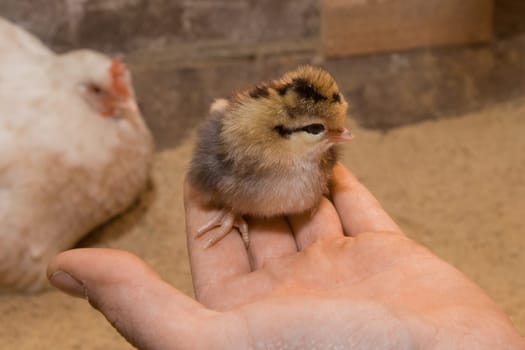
[{"xmin": 326, "ymin": 128, "xmax": 353, "ymax": 143}]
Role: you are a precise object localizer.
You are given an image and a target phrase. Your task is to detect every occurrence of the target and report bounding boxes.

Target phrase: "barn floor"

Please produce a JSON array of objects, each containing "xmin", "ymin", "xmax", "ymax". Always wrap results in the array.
[{"xmin": 0, "ymin": 92, "xmax": 524, "ymax": 349}]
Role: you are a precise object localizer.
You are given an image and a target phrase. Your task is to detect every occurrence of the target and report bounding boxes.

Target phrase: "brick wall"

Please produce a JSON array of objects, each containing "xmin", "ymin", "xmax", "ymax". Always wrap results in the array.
[
  {"xmin": 5, "ymin": 0, "xmax": 513, "ymax": 55},
  {"xmin": 0, "ymin": 0, "xmax": 318, "ymax": 53}
]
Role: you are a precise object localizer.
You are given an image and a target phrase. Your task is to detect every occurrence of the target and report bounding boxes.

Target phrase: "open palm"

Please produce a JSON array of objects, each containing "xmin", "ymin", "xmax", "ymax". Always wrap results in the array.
[{"xmin": 48, "ymin": 164, "xmax": 524, "ymax": 349}]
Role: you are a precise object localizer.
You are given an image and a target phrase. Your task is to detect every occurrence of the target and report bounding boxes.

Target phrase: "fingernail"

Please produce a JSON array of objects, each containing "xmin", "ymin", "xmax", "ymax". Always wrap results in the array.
[{"xmin": 49, "ymin": 271, "xmax": 86, "ymax": 299}]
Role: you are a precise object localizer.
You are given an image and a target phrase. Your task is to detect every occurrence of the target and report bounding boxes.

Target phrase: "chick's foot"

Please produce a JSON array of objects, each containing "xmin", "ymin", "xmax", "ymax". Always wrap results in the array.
[{"xmin": 195, "ymin": 209, "xmax": 249, "ymax": 248}]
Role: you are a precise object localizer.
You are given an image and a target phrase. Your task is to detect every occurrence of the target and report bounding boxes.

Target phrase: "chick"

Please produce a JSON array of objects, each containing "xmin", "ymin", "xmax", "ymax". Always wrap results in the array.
[{"xmin": 188, "ymin": 66, "xmax": 351, "ymax": 247}]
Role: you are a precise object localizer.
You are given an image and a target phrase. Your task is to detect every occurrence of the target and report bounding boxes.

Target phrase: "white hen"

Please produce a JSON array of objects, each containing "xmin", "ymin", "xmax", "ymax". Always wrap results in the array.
[{"xmin": 0, "ymin": 17, "xmax": 154, "ymax": 292}]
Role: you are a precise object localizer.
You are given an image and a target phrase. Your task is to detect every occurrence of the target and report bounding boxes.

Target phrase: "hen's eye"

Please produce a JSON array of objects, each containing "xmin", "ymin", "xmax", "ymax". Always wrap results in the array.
[
  {"xmin": 88, "ymin": 83, "xmax": 103, "ymax": 94},
  {"xmin": 301, "ymin": 123, "xmax": 325, "ymax": 135}
]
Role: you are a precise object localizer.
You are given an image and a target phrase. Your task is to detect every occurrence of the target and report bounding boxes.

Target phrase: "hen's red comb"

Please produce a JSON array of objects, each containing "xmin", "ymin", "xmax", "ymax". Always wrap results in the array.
[{"xmin": 110, "ymin": 58, "xmax": 130, "ymax": 98}]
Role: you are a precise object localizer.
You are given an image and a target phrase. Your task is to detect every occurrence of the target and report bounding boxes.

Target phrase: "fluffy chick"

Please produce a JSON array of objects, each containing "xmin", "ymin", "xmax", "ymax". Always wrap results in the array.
[{"xmin": 188, "ymin": 66, "xmax": 351, "ymax": 247}]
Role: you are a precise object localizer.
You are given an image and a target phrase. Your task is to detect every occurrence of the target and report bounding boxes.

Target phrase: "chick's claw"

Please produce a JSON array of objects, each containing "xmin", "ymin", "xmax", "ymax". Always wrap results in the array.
[
  {"xmin": 236, "ymin": 218, "xmax": 249, "ymax": 247},
  {"xmin": 195, "ymin": 209, "xmax": 249, "ymax": 248}
]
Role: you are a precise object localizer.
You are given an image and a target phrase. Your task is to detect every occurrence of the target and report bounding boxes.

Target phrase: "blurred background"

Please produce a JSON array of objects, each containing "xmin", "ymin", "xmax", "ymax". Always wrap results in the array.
[{"xmin": 1, "ymin": 0, "xmax": 524, "ymax": 348}]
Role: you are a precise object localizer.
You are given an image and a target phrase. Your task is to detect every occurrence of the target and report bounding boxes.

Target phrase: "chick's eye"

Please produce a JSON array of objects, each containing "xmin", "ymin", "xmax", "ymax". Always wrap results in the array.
[
  {"xmin": 301, "ymin": 123, "xmax": 325, "ymax": 135},
  {"xmin": 274, "ymin": 125, "xmax": 293, "ymax": 137}
]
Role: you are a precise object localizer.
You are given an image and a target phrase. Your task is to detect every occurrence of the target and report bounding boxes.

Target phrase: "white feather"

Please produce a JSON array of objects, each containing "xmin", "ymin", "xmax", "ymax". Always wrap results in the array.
[{"xmin": 0, "ymin": 17, "xmax": 154, "ymax": 292}]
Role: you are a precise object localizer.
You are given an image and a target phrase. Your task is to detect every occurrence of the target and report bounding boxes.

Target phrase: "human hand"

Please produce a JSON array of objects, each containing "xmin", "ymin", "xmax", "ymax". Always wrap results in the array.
[{"xmin": 47, "ymin": 163, "xmax": 525, "ymax": 349}]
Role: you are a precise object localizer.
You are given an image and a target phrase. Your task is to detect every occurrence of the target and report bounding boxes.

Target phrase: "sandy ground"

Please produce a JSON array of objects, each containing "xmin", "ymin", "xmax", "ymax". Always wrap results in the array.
[{"xmin": 1, "ymin": 98, "xmax": 524, "ymax": 349}]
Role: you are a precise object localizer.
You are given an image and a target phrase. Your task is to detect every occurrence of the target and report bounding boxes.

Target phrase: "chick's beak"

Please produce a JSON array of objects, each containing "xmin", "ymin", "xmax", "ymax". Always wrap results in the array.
[{"xmin": 326, "ymin": 128, "xmax": 353, "ymax": 143}]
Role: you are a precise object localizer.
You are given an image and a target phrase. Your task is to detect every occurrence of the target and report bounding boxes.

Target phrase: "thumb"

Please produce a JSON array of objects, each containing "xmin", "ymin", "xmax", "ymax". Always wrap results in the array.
[{"xmin": 47, "ymin": 248, "xmax": 229, "ymax": 350}]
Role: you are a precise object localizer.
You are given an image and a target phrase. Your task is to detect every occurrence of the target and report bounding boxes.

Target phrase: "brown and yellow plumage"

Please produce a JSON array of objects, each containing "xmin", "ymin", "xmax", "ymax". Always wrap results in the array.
[{"xmin": 188, "ymin": 66, "xmax": 351, "ymax": 247}]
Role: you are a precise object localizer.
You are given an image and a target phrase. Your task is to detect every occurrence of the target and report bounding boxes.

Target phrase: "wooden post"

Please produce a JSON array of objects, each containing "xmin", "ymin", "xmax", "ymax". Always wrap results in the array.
[{"xmin": 321, "ymin": 0, "xmax": 494, "ymax": 57}]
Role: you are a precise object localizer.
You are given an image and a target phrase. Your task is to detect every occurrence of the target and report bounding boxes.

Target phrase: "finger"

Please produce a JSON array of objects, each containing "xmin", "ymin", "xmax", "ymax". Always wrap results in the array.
[
  {"xmin": 330, "ymin": 163, "xmax": 402, "ymax": 236},
  {"xmin": 184, "ymin": 180, "xmax": 251, "ymax": 304},
  {"xmin": 288, "ymin": 197, "xmax": 344, "ymax": 251},
  {"xmin": 247, "ymin": 216, "xmax": 297, "ymax": 270},
  {"xmin": 47, "ymin": 248, "xmax": 224, "ymax": 350}
]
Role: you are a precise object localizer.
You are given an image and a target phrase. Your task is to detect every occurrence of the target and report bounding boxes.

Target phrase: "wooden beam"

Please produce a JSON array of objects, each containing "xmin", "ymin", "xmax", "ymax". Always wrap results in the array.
[{"xmin": 321, "ymin": 0, "xmax": 494, "ymax": 57}]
